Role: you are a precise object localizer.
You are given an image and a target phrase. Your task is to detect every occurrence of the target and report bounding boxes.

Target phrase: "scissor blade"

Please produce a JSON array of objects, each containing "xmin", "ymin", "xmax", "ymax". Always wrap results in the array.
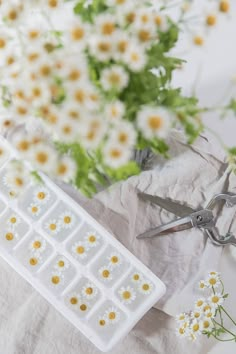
[
  {"xmin": 137, "ymin": 216, "xmax": 193, "ymax": 240},
  {"xmin": 138, "ymin": 192, "xmax": 196, "ymax": 217}
]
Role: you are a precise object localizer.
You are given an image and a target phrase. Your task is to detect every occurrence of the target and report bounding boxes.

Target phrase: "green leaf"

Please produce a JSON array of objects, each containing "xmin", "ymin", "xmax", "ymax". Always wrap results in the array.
[{"xmin": 105, "ymin": 161, "xmax": 140, "ymax": 181}]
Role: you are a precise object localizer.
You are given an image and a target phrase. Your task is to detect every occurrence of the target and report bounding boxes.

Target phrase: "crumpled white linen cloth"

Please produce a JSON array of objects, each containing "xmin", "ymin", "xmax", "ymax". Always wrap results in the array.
[{"xmin": 0, "ymin": 130, "xmax": 235, "ymax": 354}]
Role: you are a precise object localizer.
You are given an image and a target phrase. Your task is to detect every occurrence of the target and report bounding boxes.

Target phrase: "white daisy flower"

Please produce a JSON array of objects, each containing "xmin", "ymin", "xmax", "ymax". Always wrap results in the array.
[
  {"xmin": 85, "ymin": 231, "xmax": 100, "ymax": 248},
  {"xmin": 33, "ymin": 187, "xmax": 51, "ymax": 204},
  {"xmin": 208, "ymin": 293, "xmax": 224, "ymax": 308},
  {"xmin": 191, "ymin": 310, "xmax": 203, "ymax": 321},
  {"xmin": 45, "ymin": 219, "xmax": 61, "ymax": 235},
  {"xmin": 189, "ymin": 319, "xmax": 203, "ymax": 336},
  {"xmin": 68, "ymin": 292, "xmax": 80, "ymax": 308},
  {"xmin": 204, "ymin": 309, "xmax": 216, "ymax": 319},
  {"xmin": 59, "ymin": 211, "xmax": 76, "ymax": 230},
  {"xmin": 107, "ymin": 252, "xmax": 122, "ymax": 267},
  {"xmin": 131, "ymin": 272, "xmax": 143, "ymax": 284},
  {"xmin": 72, "ymin": 241, "xmax": 88, "ymax": 259},
  {"xmin": 54, "ymin": 257, "xmax": 70, "ymax": 271},
  {"xmin": 176, "ymin": 325, "xmax": 189, "ymax": 338},
  {"xmin": 95, "ymin": 13, "xmax": 116, "ymax": 37},
  {"xmin": 82, "ymin": 283, "xmax": 98, "ymax": 300},
  {"xmin": 27, "ymin": 203, "xmax": 42, "ymax": 217},
  {"xmin": 194, "ymin": 298, "xmax": 206, "ymax": 310},
  {"xmin": 123, "ymin": 43, "xmax": 147, "ymax": 72},
  {"xmin": 105, "ymin": 100, "xmax": 125, "ymax": 122},
  {"xmin": 138, "ymin": 280, "xmax": 153, "ymax": 295},
  {"xmin": 55, "ymin": 156, "xmax": 77, "ymax": 183},
  {"xmin": 176, "ymin": 313, "xmax": 190, "ymax": 324},
  {"xmin": 119, "ymin": 286, "xmax": 136, "ymax": 304},
  {"xmin": 100, "ymin": 65, "xmax": 129, "ymax": 92},
  {"xmin": 103, "ymin": 142, "xmax": 132, "ymax": 169},
  {"xmin": 29, "ymin": 237, "xmax": 46, "ymax": 254},
  {"xmin": 81, "ymin": 116, "xmax": 107, "ymax": 149},
  {"xmin": 88, "ymin": 35, "xmax": 114, "ymax": 62},
  {"xmin": 3, "ymin": 162, "xmax": 30, "ymax": 195},
  {"xmin": 6, "ymin": 214, "xmax": 21, "ymax": 229},
  {"xmin": 98, "ymin": 266, "xmax": 113, "ymax": 281},
  {"xmin": 137, "ymin": 106, "xmax": 172, "ymax": 140},
  {"xmin": 66, "ymin": 17, "xmax": 89, "ymax": 48},
  {"xmin": 198, "ymin": 280, "xmax": 207, "ymax": 291},
  {"xmin": 205, "ymin": 273, "xmax": 220, "ymax": 288},
  {"xmin": 51, "ymin": 271, "xmax": 64, "ymax": 286},
  {"xmin": 200, "ymin": 318, "xmax": 214, "ymax": 331},
  {"xmin": 29, "ymin": 143, "xmax": 58, "ymax": 174},
  {"xmin": 105, "ymin": 307, "xmax": 121, "ymax": 324},
  {"xmin": 110, "ymin": 121, "xmax": 137, "ymax": 148}
]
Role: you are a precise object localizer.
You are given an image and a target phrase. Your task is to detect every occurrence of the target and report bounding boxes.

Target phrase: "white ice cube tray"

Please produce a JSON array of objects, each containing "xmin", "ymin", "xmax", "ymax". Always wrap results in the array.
[{"xmin": 0, "ymin": 137, "xmax": 166, "ymax": 352}]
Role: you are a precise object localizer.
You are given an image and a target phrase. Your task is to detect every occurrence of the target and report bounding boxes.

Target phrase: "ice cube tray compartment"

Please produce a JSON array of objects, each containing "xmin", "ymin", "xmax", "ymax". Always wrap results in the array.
[{"xmin": 0, "ymin": 136, "xmax": 166, "ymax": 352}]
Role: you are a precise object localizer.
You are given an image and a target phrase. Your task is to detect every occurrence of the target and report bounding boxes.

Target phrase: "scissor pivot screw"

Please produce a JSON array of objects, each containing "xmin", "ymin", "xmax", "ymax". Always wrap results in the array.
[{"xmin": 197, "ymin": 215, "xmax": 203, "ymax": 222}]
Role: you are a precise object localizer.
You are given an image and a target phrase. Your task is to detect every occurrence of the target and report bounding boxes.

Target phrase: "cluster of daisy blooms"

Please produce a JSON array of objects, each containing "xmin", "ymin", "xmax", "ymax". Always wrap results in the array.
[
  {"xmin": 176, "ymin": 271, "xmax": 236, "ymax": 342},
  {"xmin": 68, "ymin": 280, "xmax": 99, "ymax": 314},
  {"xmin": 98, "ymin": 305, "xmax": 121, "ymax": 327},
  {"xmin": 45, "ymin": 209, "xmax": 76, "ymax": 236}
]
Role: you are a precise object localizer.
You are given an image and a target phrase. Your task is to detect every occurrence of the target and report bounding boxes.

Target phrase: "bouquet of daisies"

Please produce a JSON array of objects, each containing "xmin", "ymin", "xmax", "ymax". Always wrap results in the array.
[{"xmin": 0, "ymin": 0, "xmax": 216, "ymax": 196}]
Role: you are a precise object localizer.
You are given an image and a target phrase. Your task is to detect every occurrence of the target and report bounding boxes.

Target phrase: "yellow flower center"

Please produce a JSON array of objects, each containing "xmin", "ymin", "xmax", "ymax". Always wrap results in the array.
[
  {"xmin": 108, "ymin": 312, "xmax": 116, "ymax": 320},
  {"xmin": 192, "ymin": 324, "xmax": 199, "ymax": 332},
  {"xmin": 85, "ymin": 287, "xmax": 93, "ymax": 295},
  {"xmin": 193, "ymin": 36, "xmax": 204, "ymax": 46},
  {"xmin": 123, "ymin": 291, "xmax": 131, "ymax": 300},
  {"xmin": 10, "ymin": 217, "xmax": 17, "ymax": 224},
  {"xmin": 99, "ymin": 319, "xmax": 106, "ymax": 326},
  {"xmin": 206, "ymin": 15, "xmax": 217, "ymax": 26},
  {"xmin": 33, "ymin": 241, "xmax": 41, "ymax": 249},
  {"xmin": 29, "ymin": 257, "xmax": 38, "ymax": 266},
  {"xmin": 203, "ymin": 321, "xmax": 210, "ymax": 329},
  {"xmin": 179, "ymin": 327, "xmax": 185, "ymax": 335},
  {"xmin": 76, "ymin": 246, "xmax": 85, "ymax": 254},
  {"xmin": 219, "ymin": 0, "xmax": 230, "ymax": 12},
  {"xmin": 111, "ymin": 256, "xmax": 119, "ymax": 264},
  {"xmin": 31, "ymin": 206, "xmax": 39, "ymax": 214},
  {"xmin": 102, "ymin": 269, "xmax": 110, "ymax": 278},
  {"xmin": 70, "ymin": 297, "xmax": 78, "ymax": 305},
  {"xmin": 36, "ymin": 152, "xmax": 49, "ymax": 164},
  {"xmin": 110, "ymin": 148, "xmax": 122, "ymax": 159},
  {"xmin": 49, "ymin": 223, "xmax": 57, "ymax": 231},
  {"xmin": 102, "ymin": 23, "xmax": 115, "ymax": 35},
  {"xmin": 64, "ymin": 216, "xmax": 71, "ymax": 224},
  {"xmin": 148, "ymin": 116, "xmax": 163, "ymax": 130},
  {"xmin": 88, "ymin": 235, "xmax": 96, "ymax": 243},
  {"xmin": 142, "ymin": 284, "xmax": 150, "ymax": 291},
  {"xmin": 71, "ymin": 27, "xmax": 85, "ymax": 41},
  {"xmin": 196, "ymin": 300, "xmax": 204, "ymax": 307},
  {"xmin": 37, "ymin": 192, "xmax": 46, "ymax": 200},
  {"xmin": 133, "ymin": 274, "xmax": 140, "ymax": 281},
  {"xmin": 80, "ymin": 304, "xmax": 87, "ymax": 311},
  {"xmin": 51, "ymin": 275, "xmax": 60, "ymax": 284},
  {"xmin": 58, "ymin": 260, "xmax": 65, "ymax": 268},
  {"xmin": 212, "ymin": 296, "xmax": 219, "ymax": 304},
  {"xmin": 5, "ymin": 232, "xmax": 14, "ymax": 241},
  {"xmin": 209, "ymin": 278, "xmax": 216, "ymax": 285}
]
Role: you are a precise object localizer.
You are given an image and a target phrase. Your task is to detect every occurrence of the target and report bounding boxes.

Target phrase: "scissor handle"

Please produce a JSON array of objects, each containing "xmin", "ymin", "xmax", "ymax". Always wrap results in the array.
[
  {"xmin": 206, "ymin": 193, "xmax": 236, "ymax": 210},
  {"xmin": 205, "ymin": 226, "xmax": 236, "ymax": 247}
]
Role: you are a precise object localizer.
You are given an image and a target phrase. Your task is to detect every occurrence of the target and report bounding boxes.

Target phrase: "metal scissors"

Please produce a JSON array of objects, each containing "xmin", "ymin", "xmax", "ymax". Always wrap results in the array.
[{"xmin": 136, "ymin": 192, "xmax": 236, "ymax": 246}]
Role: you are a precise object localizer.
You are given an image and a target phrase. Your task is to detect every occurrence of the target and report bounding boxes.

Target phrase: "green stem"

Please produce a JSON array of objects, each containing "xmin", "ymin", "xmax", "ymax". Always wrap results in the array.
[
  {"xmin": 213, "ymin": 319, "xmax": 236, "ymax": 337},
  {"xmin": 221, "ymin": 307, "xmax": 236, "ymax": 326},
  {"xmin": 211, "ymin": 333, "xmax": 236, "ymax": 342}
]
